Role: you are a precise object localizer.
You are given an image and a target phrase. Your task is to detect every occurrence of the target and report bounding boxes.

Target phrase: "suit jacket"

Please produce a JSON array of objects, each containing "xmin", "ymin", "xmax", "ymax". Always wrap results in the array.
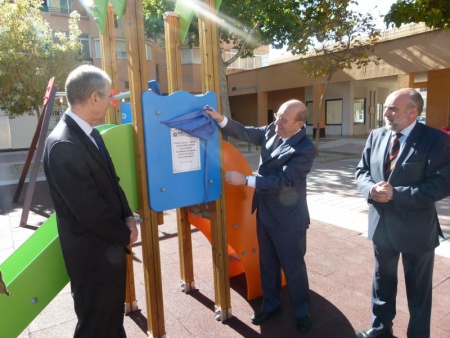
[
  {"xmin": 43, "ymin": 114, "xmax": 132, "ymax": 284},
  {"xmin": 355, "ymin": 123, "xmax": 450, "ymax": 253},
  {"xmin": 223, "ymin": 119, "xmax": 316, "ymax": 233}
]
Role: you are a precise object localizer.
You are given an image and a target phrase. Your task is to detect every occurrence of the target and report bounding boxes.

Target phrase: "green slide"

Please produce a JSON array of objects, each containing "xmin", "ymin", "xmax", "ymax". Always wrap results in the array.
[{"xmin": 0, "ymin": 124, "xmax": 138, "ymax": 338}]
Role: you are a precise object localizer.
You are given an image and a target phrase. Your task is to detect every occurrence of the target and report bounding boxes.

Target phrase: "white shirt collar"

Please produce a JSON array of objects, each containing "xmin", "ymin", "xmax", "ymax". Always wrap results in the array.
[
  {"xmin": 66, "ymin": 111, "xmax": 94, "ymax": 138},
  {"xmin": 396, "ymin": 120, "xmax": 417, "ymax": 139}
]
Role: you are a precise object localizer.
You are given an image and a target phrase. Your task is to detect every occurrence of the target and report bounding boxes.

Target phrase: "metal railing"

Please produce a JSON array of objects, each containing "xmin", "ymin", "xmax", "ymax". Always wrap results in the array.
[{"xmin": 41, "ymin": 6, "xmax": 88, "ymax": 18}]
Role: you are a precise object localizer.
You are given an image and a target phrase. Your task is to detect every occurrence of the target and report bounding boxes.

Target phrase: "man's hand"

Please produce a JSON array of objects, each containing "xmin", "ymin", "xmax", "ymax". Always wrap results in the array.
[
  {"xmin": 126, "ymin": 217, "xmax": 139, "ymax": 244},
  {"xmin": 370, "ymin": 181, "xmax": 394, "ymax": 203},
  {"xmin": 224, "ymin": 171, "xmax": 246, "ymax": 185},
  {"xmin": 204, "ymin": 106, "xmax": 224, "ymax": 124}
]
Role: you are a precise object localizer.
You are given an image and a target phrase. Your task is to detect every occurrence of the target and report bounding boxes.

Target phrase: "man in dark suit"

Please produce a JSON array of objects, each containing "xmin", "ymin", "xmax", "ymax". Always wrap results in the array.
[
  {"xmin": 44, "ymin": 65, "xmax": 138, "ymax": 337},
  {"xmin": 206, "ymin": 100, "xmax": 316, "ymax": 333},
  {"xmin": 355, "ymin": 88, "xmax": 450, "ymax": 338}
]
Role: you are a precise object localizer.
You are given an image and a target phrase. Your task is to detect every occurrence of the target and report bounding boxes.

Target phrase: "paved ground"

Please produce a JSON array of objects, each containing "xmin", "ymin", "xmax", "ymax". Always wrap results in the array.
[{"xmin": 1, "ymin": 136, "xmax": 450, "ymax": 337}]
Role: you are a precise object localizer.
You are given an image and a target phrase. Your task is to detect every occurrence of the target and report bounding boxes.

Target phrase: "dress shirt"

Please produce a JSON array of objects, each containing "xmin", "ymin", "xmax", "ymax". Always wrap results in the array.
[
  {"xmin": 66, "ymin": 111, "xmax": 98, "ymax": 148},
  {"xmin": 392, "ymin": 120, "xmax": 416, "ymax": 156}
]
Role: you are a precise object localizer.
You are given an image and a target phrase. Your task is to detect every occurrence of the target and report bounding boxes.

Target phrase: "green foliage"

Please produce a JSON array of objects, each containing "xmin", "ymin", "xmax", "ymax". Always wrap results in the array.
[
  {"xmin": 142, "ymin": 0, "xmax": 309, "ymax": 63},
  {"xmin": 294, "ymin": 1, "xmax": 381, "ymax": 79},
  {"xmin": 0, "ymin": 0, "xmax": 82, "ymax": 118},
  {"xmin": 384, "ymin": 0, "xmax": 450, "ymax": 30}
]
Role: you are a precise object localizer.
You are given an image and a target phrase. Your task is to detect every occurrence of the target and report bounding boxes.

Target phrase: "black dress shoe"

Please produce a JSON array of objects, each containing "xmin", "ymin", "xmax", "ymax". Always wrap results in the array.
[
  {"xmin": 296, "ymin": 313, "xmax": 312, "ymax": 333},
  {"xmin": 250, "ymin": 307, "xmax": 281, "ymax": 325},
  {"xmin": 354, "ymin": 327, "xmax": 393, "ymax": 338}
]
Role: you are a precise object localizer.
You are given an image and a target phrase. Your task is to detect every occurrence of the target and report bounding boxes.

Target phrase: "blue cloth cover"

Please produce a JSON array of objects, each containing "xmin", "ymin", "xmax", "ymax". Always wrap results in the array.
[{"xmin": 160, "ymin": 109, "xmax": 216, "ymax": 140}]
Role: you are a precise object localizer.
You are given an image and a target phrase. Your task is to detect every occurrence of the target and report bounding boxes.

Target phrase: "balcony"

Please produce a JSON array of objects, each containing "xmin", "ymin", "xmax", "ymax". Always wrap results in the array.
[{"xmin": 40, "ymin": 5, "xmax": 88, "ymax": 18}]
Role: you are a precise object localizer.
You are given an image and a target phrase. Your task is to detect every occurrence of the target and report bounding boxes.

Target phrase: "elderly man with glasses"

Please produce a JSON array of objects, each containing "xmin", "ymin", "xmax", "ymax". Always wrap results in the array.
[{"xmin": 206, "ymin": 99, "xmax": 316, "ymax": 334}]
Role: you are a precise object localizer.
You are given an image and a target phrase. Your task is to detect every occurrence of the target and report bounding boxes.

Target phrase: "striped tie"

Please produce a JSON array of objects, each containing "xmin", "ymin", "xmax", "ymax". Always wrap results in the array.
[{"xmin": 385, "ymin": 133, "xmax": 402, "ymax": 179}]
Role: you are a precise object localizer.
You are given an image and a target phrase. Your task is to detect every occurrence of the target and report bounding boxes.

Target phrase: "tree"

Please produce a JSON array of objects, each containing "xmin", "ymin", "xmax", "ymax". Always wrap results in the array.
[
  {"xmin": 284, "ymin": 0, "xmax": 380, "ymax": 151},
  {"xmin": 384, "ymin": 0, "xmax": 450, "ymax": 30},
  {"xmin": 0, "ymin": 0, "xmax": 82, "ymax": 118},
  {"xmin": 142, "ymin": 0, "xmax": 308, "ymax": 118},
  {"xmin": 142, "ymin": 0, "xmax": 379, "ymax": 147}
]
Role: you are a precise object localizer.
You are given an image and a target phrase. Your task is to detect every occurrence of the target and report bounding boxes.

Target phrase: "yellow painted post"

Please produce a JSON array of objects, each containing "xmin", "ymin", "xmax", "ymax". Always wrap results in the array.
[
  {"xmin": 100, "ymin": 5, "xmax": 120, "ymax": 124},
  {"xmin": 164, "ymin": 12, "xmax": 182, "ymax": 93},
  {"xmin": 198, "ymin": 0, "xmax": 231, "ymax": 321},
  {"xmin": 123, "ymin": 0, "xmax": 165, "ymax": 336},
  {"xmin": 163, "ymin": 12, "xmax": 196, "ymax": 293},
  {"xmin": 99, "ymin": 5, "xmax": 136, "ymax": 313}
]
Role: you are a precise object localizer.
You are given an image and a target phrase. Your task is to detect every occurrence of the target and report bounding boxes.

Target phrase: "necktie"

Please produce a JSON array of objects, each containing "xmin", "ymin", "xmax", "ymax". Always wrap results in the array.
[
  {"xmin": 273, "ymin": 137, "xmax": 283, "ymax": 151},
  {"xmin": 90, "ymin": 129, "xmax": 110, "ymax": 166},
  {"xmin": 385, "ymin": 132, "xmax": 402, "ymax": 178}
]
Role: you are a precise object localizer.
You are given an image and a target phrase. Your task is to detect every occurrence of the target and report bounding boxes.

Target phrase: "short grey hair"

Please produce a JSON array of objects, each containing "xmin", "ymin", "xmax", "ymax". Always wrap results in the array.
[
  {"xmin": 409, "ymin": 89, "xmax": 424, "ymax": 114},
  {"xmin": 65, "ymin": 65, "xmax": 111, "ymax": 106}
]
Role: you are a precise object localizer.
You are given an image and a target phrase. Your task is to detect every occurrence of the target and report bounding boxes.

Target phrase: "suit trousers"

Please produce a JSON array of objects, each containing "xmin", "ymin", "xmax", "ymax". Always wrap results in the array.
[
  {"xmin": 257, "ymin": 212, "xmax": 310, "ymax": 318},
  {"xmin": 372, "ymin": 222, "xmax": 435, "ymax": 338},
  {"xmin": 71, "ymin": 275, "xmax": 127, "ymax": 338}
]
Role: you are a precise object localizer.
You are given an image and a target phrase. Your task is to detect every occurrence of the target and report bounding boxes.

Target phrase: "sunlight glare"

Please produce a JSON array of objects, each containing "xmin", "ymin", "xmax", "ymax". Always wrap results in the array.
[{"xmin": 180, "ymin": 0, "xmax": 261, "ymax": 46}]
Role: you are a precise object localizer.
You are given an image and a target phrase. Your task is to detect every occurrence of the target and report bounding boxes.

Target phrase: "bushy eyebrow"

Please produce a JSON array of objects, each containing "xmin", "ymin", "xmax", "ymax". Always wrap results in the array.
[{"xmin": 385, "ymin": 105, "xmax": 399, "ymax": 111}]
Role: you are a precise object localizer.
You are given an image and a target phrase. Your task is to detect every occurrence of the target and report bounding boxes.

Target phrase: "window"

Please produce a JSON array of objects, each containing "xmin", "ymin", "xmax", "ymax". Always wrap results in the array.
[
  {"xmin": 181, "ymin": 47, "xmax": 201, "ymax": 64},
  {"xmin": 376, "ymin": 103, "xmax": 384, "ymax": 128},
  {"xmin": 59, "ymin": 0, "xmax": 71, "ymax": 14},
  {"xmin": 146, "ymin": 43, "xmax": 152, "ymax": 61},
  {"xmin": 79, "ymin": 34, "xmax": 90, "ymax": 59},
  {"xmin": 94, "ymin": 39, "xmax": 101, "ymax": 58},
  {"xmin": 116, "ymin": 40, "xmax": 127, "ymax": 59},
  {"xmin": 223, "ymin": 49, "xmax": 269, "ymax": 70},
  {"xmin": 325, "ymin": 99, "xmax": 343, "ymax": 125},
  {"xmin": 94, "ymin": 39, "xmax": 127, "ymax": 58},
  {"xmin": 353, "ymin": 98, "xmax": 365, "ymax": 124}
]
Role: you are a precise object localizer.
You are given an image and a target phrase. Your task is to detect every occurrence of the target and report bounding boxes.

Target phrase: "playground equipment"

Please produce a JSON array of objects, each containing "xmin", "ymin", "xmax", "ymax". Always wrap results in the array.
[
  {"xmin": 0, "ymin": 116, "xmax": 269, "ymax": 337},
  {"xmin": 2, "ymin": 0, "xmax": 258, "ymax": 336},
  {"xmin": 189, "ymin": 140, "xmax": 261, "ymax": 299}
]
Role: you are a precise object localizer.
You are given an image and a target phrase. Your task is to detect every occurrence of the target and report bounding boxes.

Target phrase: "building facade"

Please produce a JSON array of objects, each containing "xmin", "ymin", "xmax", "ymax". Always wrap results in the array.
[
  {"xmin": 227, "ymin": 25, "xmax": 450, "ymax": 137},
  {"xmin": 1, "ymin": 4, "xmax": 449, "ymax": 149}
]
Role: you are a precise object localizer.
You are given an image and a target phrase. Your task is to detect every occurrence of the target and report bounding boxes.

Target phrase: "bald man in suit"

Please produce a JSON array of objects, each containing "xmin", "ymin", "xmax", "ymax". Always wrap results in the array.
[
  {"xmin": 206, "ymin": 100, "xmax": 316, "ymax": 333},
  {"xmin": 44, "ymin": 65, "xmax": 138, "ymax": 337},
  {"xmin": 355, "ymin": 88, "xmax": 450, "ymax": 338}
]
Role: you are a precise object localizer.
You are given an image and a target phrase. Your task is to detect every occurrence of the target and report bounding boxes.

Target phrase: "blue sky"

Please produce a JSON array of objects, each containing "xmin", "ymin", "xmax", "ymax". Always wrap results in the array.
[
  {"xmin": 349, "ymin": 0, "xmax": 396, "ymax": 30},
  {"xmin": 269, "ymin": 0, "xmax": 396, "ymax": 60}
]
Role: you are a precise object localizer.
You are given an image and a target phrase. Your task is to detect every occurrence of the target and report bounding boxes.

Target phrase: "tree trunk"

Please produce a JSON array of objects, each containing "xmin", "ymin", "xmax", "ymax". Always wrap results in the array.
[{"xmin": 313, "ymin": 71, "xmax": 334, "ymax": 155}]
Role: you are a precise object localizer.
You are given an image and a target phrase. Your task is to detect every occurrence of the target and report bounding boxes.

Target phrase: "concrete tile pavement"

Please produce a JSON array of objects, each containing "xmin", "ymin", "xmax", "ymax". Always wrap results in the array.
[{"xmin": 2, "ymin": 137, "xmax": 450, "ymax": 337}]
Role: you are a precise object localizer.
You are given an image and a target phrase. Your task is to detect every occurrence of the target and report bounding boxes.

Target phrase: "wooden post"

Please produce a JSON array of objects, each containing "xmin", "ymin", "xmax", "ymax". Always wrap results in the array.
[
  {"xmin": 99, "ymin": 4, "xmax": 137, "ymax": 313},
  {"xmin": 198, "ymin": 0, "xmax": 231, "ymax": 321},
  {"xmin": 124, "ymin": 0, "xmax": 165, "ymax": 336},
  {"xmin": 164, "ymin": 12, "xmax": 196, "ymax": 293},
  {"xmin": 164, "ymin": 12, "xmax": 182, "ymax": 93},
  {"xmin": 100, "ymin": 5, "xmax": 120, "ymax": 124}
]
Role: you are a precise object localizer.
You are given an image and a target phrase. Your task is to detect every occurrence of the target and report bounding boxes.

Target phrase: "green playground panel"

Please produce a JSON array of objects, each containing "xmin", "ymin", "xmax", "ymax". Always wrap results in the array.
[
  {"xmin": 0, "ymin": 124, "xmax": 137, "ymax": 337},
  {"xmin": 100, "ymin": 124, "xmax": 138, "ymax": 211},
  {"xmin": 0, "ymin": 214, "xmax": 69, "ymax": 338}
]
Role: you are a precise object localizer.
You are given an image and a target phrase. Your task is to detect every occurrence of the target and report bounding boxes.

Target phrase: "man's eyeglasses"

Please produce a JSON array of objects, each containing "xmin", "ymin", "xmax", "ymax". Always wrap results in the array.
[
  {"xmin": 274, "ymin": 113, "xmax": 297, "ymax": 124},
  {"xmin": 97, "ymin": 92, "xmax": 113, "ymax": 101}
]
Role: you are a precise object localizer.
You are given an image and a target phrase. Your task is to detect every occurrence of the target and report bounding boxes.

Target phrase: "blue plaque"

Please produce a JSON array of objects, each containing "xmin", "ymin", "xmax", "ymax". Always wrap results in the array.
[{"xmin": 142, "ymin": 90, "xmax": 221, "ymax": 212}]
